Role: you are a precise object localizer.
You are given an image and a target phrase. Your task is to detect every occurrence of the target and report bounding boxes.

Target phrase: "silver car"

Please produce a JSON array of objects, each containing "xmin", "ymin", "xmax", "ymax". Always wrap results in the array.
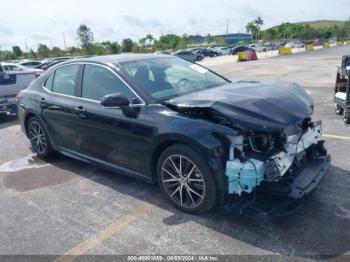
[
  {"xmin": 172, "ymin": 50, "xmax": 204, "ymax": 62},
  {"xmin": 0, "ymin": 63, "xmax": 42, "ymax": 115}
]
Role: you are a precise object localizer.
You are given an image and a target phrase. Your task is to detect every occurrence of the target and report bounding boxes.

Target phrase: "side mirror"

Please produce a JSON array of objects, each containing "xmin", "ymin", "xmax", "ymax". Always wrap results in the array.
[{"xmin": 100, "ymin": 93, "xmax": 130, "ymax": 108}]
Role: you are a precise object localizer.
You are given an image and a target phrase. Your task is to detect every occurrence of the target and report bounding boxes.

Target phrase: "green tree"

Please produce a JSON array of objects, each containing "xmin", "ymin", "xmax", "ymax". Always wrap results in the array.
[
  {"xmin": 246, "ymin": 17, "xmax": 264, "ymax": 40},
  {"xmin": 101, "ymin": 41, "xmax": 120, "ymax": 54},
  {"xmin": 132, "ymin": 43, "xmax": 141, "ymax": 53},
  {"xmin": 12, "ymin": 46, "xmax": 23, "ymax": 58},
  {"xmin": 138, "ymin": 37, "xmax": 147, "ymax": 47},
  {"xmin": 254, "ymin": 17, "xmax": 264, "ymax": 40},
  {"xmin": 30, "ymin": 49, "xmax": 37, "ymax": 59},
  {"xmin": 262, "ymin": 28, "xmax": 276, "ymax": 40},
  {"xmin": 76, "ymin": 24, "xmax": 94, "ymax": 50},
  {"xmin": 67, "ymin": 46, "xmax": 82, "ymax": 56},
  {"xmin": 37, "ymin": 44, "xmax": 50, "ymax": 58},
  {"xmin": 50, "ymin": 47, "xmax": 64, "ymax": 57},
  {"xmin": 156, "ymin": 34, "xmax": 182, "ymax": 50},
  {"xmin": 146, "ymin": 34, "xmax": 154, "ymax": 45},
  {"xmin": 122, "ymin": 38, "xmax": 134, "ymax": 52},
  {"xmin": 246, "ymin": 21, "xmax": 258, "ymax": 40},
  {"xmin": 206, "ymin": 34, "xmax": 216, "ymax": 44}
]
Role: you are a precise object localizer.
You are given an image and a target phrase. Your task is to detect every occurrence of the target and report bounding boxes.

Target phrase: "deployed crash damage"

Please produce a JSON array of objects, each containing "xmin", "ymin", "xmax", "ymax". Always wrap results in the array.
[{"xmin": 164, "ymin": 80, "xmax": 331, "ymax": 199}]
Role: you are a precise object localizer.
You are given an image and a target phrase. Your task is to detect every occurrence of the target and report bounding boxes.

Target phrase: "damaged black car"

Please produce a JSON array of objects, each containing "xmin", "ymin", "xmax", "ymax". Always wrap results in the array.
[{"xmin": 18, "ymin": 54, "xmax": 331, "ymax": 214}]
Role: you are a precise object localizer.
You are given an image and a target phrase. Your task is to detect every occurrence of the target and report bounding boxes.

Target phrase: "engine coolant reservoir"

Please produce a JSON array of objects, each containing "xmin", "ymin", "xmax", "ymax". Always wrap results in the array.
[{"xmin": 226, "ymin": 159, "xmax": 265, "ymax": 195}]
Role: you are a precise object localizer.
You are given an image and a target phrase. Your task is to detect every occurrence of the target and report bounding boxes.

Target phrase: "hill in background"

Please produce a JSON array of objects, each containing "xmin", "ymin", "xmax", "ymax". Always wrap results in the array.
[
  {"xmin": 267, "ymin": 20, "xmax": 346, "ymax": 30},
  {"xmin": 296, "ymin": 20, "xmax": 346, "ymax": 29}
]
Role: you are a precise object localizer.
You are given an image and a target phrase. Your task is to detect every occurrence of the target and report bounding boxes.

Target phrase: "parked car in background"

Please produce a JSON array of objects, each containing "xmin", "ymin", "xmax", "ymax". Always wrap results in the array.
[
  {"xmin": 2, "ymin": 63, "xmax": 44, "ymax": 77},
  {"xmin": 18, "ymin": 54, "xmax": 330, "ymax": 213},
  {"xmin": 248, "ymin": 44, "xmax": 272, "ymax": 52},
  {"xmin": 36, "ymin": 57, "xmax": 72, "ymax": 70},
  {"xmin": 214, "ymin": 46, "xmax": 232, "ymax": 55},
  {"xmin": 154, "ymin": 50, "xmax": 171, "ymax": 55},
  {"xmin": 285, "ymin": 41, "xmax": 305, "ymax": 48},
  {"xmin": 19, "ymin": 60, "xmax": 42, "ymax": 68},
  {"xmin": 231, "ymin": 46, "xmax": 255, "ymax": 55},
  {"xmin": 0, "ymin": 63, "xmax": 40, "ymax": 116},
  {"xmin": 172, "ymin": 50, "xmax": 204, "ymax": 62},
  {"xmin": 269, "ymin": 41, "xmax": 287, "ymax": 50},
  {"xmin": 194, "ymin": 48, "xmax": 220, "ymax": 57}
]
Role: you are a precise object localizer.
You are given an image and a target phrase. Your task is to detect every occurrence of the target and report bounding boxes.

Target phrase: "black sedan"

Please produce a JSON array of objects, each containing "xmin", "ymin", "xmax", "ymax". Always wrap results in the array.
[
  {"xmin": 194, "ymin": 48, "xmax": 220, "ymax": 57},
  {"xmin": 231, "ymin": 46, "xmax": 255, "ymax": 55},
  {"xmin": 18, "ymin": 54, "xmax": 330, "ymax": 214}
]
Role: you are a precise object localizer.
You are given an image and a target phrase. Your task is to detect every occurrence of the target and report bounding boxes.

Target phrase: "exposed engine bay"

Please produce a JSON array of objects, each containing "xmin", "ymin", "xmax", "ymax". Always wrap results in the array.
[{"xmin": 225, "ymin": 118, "xmax": 327, "ymax": 197}]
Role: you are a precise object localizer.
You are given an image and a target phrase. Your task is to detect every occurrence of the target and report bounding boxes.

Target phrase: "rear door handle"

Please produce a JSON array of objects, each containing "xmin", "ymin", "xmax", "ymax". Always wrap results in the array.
[{"xmin": 74, "ymin": 106, "xmax": 87, "ymax": 119}]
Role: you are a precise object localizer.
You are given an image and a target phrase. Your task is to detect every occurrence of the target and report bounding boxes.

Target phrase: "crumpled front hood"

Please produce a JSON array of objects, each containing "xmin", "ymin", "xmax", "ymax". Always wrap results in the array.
[{"xmin": 164, "ymin": 80, "xmax": 314, "ymax": 132}]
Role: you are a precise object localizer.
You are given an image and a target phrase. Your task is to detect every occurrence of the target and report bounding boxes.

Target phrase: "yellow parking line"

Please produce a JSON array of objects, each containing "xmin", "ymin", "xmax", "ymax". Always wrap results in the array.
[
  {"xmin": 323, "ymin": 134, "xmax": 350, "ymax": 141},
  {"xmin": 54, "ymin": 198, "xmax": 159, "ymax": 262}
]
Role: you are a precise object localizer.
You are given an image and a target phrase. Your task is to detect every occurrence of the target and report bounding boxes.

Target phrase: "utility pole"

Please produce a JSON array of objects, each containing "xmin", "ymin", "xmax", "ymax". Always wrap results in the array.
[{"xmin": 63, "ymin": 32, "xmax": 67, "ymax": 53}]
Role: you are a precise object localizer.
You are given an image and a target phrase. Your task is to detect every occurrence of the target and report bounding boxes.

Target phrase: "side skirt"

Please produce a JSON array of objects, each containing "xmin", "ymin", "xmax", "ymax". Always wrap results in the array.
[{"xmin": 58, "ymin": 148, "xmax": 153, "ymax": 183}]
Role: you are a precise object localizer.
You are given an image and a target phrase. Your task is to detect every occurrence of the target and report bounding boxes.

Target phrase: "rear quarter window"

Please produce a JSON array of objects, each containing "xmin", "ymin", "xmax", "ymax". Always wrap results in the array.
[
  {"xmin": 52, "ymin": 64, "xmax": 79, "ymax": 96},
  {"xmin": 44, "ymin": 73, "xmax": 55, "ymax": 91}
]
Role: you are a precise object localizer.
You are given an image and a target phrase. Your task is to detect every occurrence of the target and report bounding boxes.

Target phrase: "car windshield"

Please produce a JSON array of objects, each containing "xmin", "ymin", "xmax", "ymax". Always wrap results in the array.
[{"xmin": 120, "ymin": 57, "xmax": 228, "ymax": 101}]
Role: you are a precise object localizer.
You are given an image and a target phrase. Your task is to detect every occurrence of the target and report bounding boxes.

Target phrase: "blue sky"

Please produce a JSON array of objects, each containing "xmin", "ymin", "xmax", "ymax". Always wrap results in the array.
[{"xmin": 0, "ymin": 0, "xmax": 349, "ymax": 50}]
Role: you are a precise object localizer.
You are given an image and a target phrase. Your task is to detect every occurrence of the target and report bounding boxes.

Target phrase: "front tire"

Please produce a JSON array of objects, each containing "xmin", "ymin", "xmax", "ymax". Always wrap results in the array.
[
  {"xmin": 157, "ymin": 144, "xmax": 217, "ymax": 214},
  {"xmin": 27, "ymin": 116, "xmax": 54, "ymax": 158}
]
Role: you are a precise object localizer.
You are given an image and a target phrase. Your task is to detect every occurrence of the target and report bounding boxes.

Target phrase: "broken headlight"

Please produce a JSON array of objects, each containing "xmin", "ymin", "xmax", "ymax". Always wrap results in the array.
[{"xmin": 247, "ymin": 133, "xmax": 275, "ymax": 154}]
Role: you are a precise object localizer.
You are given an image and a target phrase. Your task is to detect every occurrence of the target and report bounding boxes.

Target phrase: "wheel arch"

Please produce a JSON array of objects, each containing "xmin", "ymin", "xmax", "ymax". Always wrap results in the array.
[
  {"xmin": 23, "ymin": 110, "xmax": 56, "ymax": 150},
  {"xmin": 149, "ymin": 134, "xmax": 213, "ymax": 180},
  {"xmin": 148, "ymin": 134, "xmax": 228, "ymax": 204},
  {"xmin": 24, "ymin": 111, "xmax": 39, "ymax": 137}
]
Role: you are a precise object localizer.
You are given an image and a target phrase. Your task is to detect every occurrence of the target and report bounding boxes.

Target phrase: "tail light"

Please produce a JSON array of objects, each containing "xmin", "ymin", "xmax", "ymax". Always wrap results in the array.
[{"xmin": 35, "ymin": 73, "xmax": 41, "ymax": 78}]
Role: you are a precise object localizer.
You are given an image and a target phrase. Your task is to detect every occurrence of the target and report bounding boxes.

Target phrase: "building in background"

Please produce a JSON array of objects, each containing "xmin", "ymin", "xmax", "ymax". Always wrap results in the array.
[{"xmin": 187, "ymin": 33, "xmax": 252, "ymax": 46}]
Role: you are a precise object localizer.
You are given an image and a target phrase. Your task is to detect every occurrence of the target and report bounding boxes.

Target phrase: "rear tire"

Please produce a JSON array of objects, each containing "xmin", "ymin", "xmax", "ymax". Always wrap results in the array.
[
  {"xmin": 157, "ymin": 144, "xmax": 217, "ymax": 214},
  {"xmin": 27, "ymin": 116, "xmax": 54, "ymax": 158}
]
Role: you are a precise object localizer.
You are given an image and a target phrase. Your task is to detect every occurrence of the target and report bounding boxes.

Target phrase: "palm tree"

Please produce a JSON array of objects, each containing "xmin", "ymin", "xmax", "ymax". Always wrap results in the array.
[
  {"xmin": 139, "ymin": 37, "xmax": 147, "ymax": 47},
  {"xmin": 145, "ymin": 34, "xmax": 154, "ymax": 47},
  {"xmin": 254, "ymin": 17, "xmax": 264, "ymax": 40},
  {"xmin": 246, "ymin": 22, "xmax": 258, "ymax": 40}
]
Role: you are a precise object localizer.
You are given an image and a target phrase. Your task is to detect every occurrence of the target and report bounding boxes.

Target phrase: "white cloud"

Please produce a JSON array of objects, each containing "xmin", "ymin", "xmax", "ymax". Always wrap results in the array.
[{"xmin": 0, "ymin": 0, "xmax": 348, "ymax": 50}]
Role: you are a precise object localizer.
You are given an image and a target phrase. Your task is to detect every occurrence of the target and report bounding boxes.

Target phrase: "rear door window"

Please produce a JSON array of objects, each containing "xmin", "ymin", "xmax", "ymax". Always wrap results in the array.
[
  {"xmin": 52, "ymin": 64, "xmax": 79, "ymax": 96},
  {"xmin": 81, "ymin": 64, "xmax": 136, "ymax": 102}
]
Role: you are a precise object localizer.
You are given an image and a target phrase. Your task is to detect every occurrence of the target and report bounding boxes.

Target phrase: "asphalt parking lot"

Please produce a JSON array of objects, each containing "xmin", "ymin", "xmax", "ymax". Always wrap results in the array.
[{"xmin": 1, "ymin": 46, "xmax": 350, "ymax": 259}]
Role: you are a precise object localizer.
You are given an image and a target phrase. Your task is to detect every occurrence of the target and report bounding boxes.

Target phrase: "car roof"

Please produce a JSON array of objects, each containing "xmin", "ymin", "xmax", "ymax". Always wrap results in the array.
[
  {"xmin": 59, "ymin": 53, "xmax": 172, "ymax": 66},
  {"xmin": 2, "ymin": 62, "xmax": 23, "ymax": 66}
]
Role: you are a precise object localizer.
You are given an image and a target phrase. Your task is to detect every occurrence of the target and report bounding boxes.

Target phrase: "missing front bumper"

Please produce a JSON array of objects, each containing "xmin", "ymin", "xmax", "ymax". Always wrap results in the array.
[
  {"xmin": 223, "ymin": 155, "xmax": 331, "ymax": 218},
  {"xmin": 259, "ymin": 155, "xmax": 331, "ymax": 199}
]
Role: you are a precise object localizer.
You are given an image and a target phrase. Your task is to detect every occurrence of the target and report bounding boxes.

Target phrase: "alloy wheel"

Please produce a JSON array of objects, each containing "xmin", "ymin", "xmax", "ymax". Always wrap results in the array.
[
  {"xmin": 28, "ymin": 120, "xmax": 47, "ymax": 154},
  {"xmin": 161, "ymin": 155, "xmax": 205, "ymax": 208}
]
